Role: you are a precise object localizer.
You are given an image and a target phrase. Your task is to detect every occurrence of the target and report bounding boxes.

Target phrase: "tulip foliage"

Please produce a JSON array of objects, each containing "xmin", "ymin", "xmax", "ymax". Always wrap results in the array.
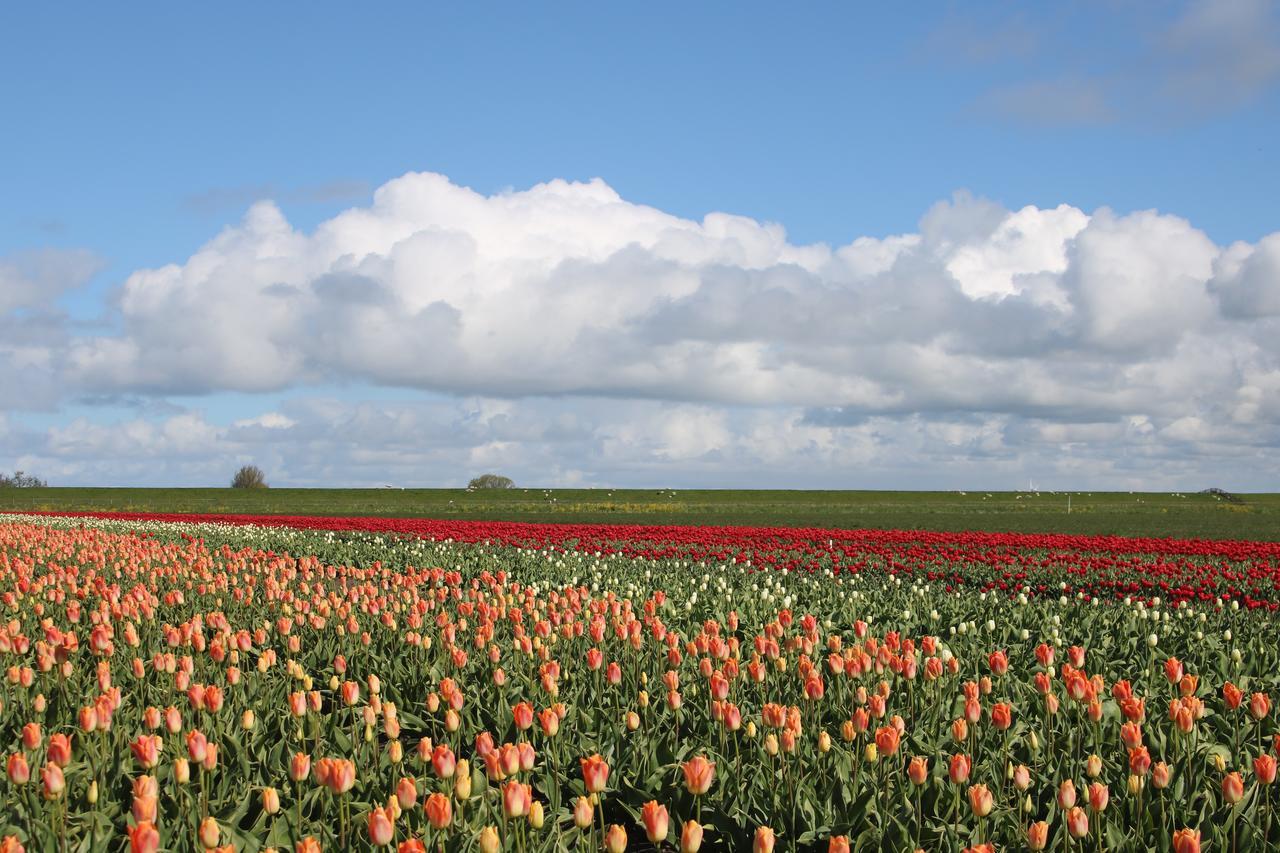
[{"xmin": 0, "ymin": 513, "xmax": 1277, "ymax": 852}]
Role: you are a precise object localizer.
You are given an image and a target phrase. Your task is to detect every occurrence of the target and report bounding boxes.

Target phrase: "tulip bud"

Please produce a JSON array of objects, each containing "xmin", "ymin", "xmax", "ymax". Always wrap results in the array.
[
  {"xmin": 198, "ymin": 817, "xmax": 220, "ymax": 849},
  {"xmin": 681, "ymin": 820, "xmax": 704, "ymax": 853},
  {"xmin": 574, "ymin": 796, "xmax": 594, "ymax": 829},
  {"xmin": 87, "ymin": 780, "xmax": 98, "ymax": 804},
  {"xmin": 1152, "ymin": 762, "xmax": 1171, "ymax": 789}
]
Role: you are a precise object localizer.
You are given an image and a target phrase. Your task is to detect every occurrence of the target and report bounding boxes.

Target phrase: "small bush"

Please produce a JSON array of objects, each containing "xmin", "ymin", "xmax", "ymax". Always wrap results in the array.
[
  {"xmin": 231, "ymin": 465, "xmax": 268, "ymax": 489},
  {"xmin": 0, "ymin": 470, "xmax": 46, "ymax": 488},
  {"xmin": 468, "ymin": 473, "xmax": 514, "ymax": 490}
]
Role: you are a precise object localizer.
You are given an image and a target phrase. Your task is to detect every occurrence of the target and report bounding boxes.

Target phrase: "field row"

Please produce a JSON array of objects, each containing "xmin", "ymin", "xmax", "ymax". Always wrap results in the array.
[{"xmin": 0, "ymin": 512, "xmax": 1276, "ymax": 851}]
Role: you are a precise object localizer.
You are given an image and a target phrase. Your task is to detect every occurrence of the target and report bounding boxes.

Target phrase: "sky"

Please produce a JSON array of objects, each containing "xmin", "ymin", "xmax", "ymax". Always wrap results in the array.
[{"xmin": 1, "ymin": 1, "xmax": 1279, "ymax": 490}]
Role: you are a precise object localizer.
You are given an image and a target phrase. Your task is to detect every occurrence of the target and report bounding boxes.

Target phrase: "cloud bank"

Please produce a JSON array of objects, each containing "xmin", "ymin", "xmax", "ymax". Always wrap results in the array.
[{"xmin": 4, "ymin": 171, "xmax": 1279, "ymax": 488}]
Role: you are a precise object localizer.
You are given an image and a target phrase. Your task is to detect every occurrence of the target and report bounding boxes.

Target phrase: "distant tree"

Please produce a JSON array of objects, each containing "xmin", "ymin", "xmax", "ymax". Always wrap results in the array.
[
  {"xmin": 231, "ymin": 465, "xmax": 268, "ymax": 489},
  {"xmin": 468, "ymin": 473, "xmax": 514, "ymax": 490},
  {"xmin": 0, "ymin": 470, "xmax": 46, "ymax": 488}
]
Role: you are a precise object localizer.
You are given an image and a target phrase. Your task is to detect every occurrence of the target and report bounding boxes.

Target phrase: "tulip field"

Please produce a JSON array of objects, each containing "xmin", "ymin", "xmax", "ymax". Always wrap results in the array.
[{"xmin": 1, "ymin": 511, "xmax": 1279, "ymax": 852}]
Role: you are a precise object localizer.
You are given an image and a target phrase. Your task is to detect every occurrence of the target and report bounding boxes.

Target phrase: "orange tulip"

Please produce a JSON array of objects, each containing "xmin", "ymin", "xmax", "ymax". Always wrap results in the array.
[
  {"xmin": 131, "ymin": 735, "xmax": 162, "ymax": 769},
  {"xmin": 908, "ymin": 756, "xmax": 929, "ymax": 786},
  {"xmin": 641, "ymin": 801, "xmax": 669, "ymax": 844},
  {"xmin": 477, "ymin": 826, "xmax": 500, "ymax": 853},
  {"xmin": 1027, "ymin": 820, "xmax": 1049, "ymax": 851},
  {"xmin": 6, "ymin": 754, "xmax": 29, "ymax": 785},
  {"xmin": 131, "ymin": 794, "xmax": 158, "ymax": 823},
  {"xmin": 753, "ymin": 826, "xmax": 776, "ymax": 853},
  {"xmin": 605, "ymin": 824, "xmax": 627, "ymax": 853},
  {"xmin": 1088, "ymin": 782, "xmax": 1109, "ymax": 813},
  {"xmin": 198, "ymin": 817, "xmax": 220, "ymax": 849},
  {"xmin": 396, "ymin": 776, "xmax": 418, "ymax": 809},
  {"xmin": 128, "ymin": 822, "xmax": 160, "ymax": 853},
  {"xmin": 1222, "ymin": 772, "xmax": 1244, "ymax": 804},
  {"xmin": 874, "ymin": 726, "xmax": 900, "ymax": 756},
  {"xmin": 502, "ymin": 780, "xmax": 531, "ymax": 818},
  {"xmin": 1066, "ymin": 806, "xmax": 1089, "ymax": 839},
  {"xmin": 949, "ymin": 753, "xmax": 971, "ymax": 784},
  {"xmin": 967, "ymin": 784, "xmax": 993, "ymax": 817},
  {"xmin": 681, "ymin": 820, "xmax": 704, "ymax": 853},
  {"xmin": 432, "ymin": 744, "xmax": 456, "ymax": 779},
  {"xmin": 1224, "ymin": 682, "xmax": 1243, "ymax": 710},
  {"xmin": 1172, "ymin": 829, "xmax": 1201, "ymax": 853},
  {"xmin": 368, "ymin": 806, "xmax": 394, "ymax": 846},
  {"xmin": 40, "ymin": 762, "xmax": 65, "ymax": 800},
  {"xmin": 1256, "ymin": 753, "xmax": 1278, "ymax": 784},
  {"xmin": 1152, "ymin": 762, "xmax": 1172, "ymax": 789},
  {"xmin": 574, "ymin": 796, "xmax": 594, "ymax": 829},
  {"xmin": 681, "ymin": 755, "xmax": 716, "ymax": 795},
  {"xmin": 581, "ymin": 754, "xmax": 609, "ymax": 794},
  {"xmin": 1250, "ymin": 692, "xmax": 1271, "ymax": 720},
  {"xmin": 186, "ymin": 730, "xmax": 208, "ymax": 764},
  {"xmin": 46, "ymin": 734, "xmax": 71, "ymax": 768},
  {"xmin": 829, "ymin": 837, "xmax": 851, "ymax": 853},
  {"xmin": 425, "ymin": 792, "xmax": 452, "ymax": 830}
]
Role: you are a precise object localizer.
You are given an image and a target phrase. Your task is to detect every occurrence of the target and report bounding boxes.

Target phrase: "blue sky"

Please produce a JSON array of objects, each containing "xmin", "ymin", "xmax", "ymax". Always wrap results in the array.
[{"xmin": 2, "ymin": 2, "xmax": 1279, "ymax": 489}]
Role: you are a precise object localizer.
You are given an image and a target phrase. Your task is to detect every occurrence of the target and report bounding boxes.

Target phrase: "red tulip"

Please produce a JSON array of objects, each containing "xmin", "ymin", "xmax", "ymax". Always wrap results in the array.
[{"xmin": 987, "ymin": 650, "xmax": 1008, "ymax": 675}]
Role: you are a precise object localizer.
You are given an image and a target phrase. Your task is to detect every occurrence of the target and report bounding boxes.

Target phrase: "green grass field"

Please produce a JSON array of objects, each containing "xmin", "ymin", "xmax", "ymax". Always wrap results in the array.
[{"xmin": 1, "ymin": 487, "xmax": 1277, "ymax": 540}]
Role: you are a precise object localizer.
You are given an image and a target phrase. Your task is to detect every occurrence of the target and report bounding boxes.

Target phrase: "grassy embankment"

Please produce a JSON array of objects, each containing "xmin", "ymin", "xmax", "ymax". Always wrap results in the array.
[{"xmin": 1, "ymin": 487, "xmax": 1277, "ymax": 541}]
